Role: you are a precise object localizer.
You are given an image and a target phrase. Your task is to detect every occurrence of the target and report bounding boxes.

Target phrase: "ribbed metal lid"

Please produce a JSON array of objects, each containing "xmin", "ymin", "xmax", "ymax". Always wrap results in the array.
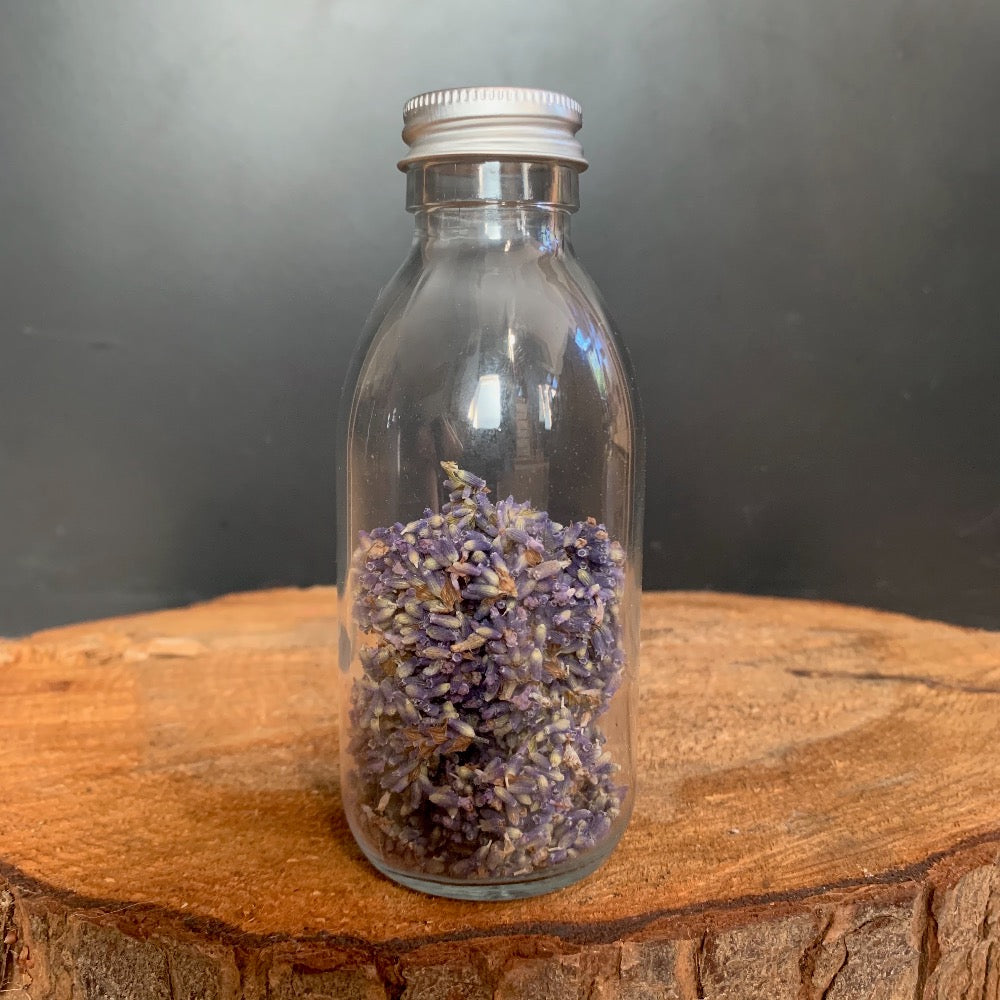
[{"xmin": 398, "ymin": 87, "xmax": 587, "ymax": 171}]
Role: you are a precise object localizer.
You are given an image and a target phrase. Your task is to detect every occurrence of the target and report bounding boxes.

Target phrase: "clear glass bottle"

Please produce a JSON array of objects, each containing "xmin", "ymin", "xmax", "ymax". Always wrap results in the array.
[{"xmin": 338, "ymin": 88, "xmax": 644, "ymax": 899}]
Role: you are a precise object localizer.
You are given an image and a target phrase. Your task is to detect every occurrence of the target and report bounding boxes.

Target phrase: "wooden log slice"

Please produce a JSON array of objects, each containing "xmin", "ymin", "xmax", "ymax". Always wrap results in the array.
[{"xmin": 0, "ymin": 589, "xmax": 997, "ymax": 999}]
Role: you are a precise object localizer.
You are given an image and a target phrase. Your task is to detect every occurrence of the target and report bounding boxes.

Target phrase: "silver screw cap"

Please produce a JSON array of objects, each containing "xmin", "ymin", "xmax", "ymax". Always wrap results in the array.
[{"xmin": 399, "ymin": 86, "xmax": 587, "ymax": 171}]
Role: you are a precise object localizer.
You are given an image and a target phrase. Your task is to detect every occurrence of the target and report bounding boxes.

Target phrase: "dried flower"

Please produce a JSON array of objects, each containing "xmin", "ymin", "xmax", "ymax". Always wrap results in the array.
[{"xmin": 348, "ymin": 462, "xmax": 627, "ymax": 880}]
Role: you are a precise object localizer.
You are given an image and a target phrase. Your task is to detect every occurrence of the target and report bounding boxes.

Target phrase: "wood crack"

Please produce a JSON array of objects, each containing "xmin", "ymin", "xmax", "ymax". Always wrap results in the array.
[
  {"xmin": 0, "ymin": 890, "xmax": 13, "ymax": 990},
  {"xmin": 798, "ymin": 911, "xmax": 833, "ymax": 999},
  {"xmin": 818, "ymin": 951, "xmax": 848, "ymax": 1000},
  {"xmin": 914, "ymin": 886, "xmax": 940, "ymax": 1000},
  {"xmin": 165, "ymin": 949, "xmax": 177, "ymax": 1000},
  {"xmin": 694, "ymin": 932, "xmax": 707, "ymax": 999}
]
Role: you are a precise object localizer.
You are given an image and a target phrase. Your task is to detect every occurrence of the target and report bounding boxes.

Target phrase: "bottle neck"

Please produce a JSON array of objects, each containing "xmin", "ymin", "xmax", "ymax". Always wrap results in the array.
[{"xmin": 405, "ymin": 160, "xmax": 579, "ymax": 249}]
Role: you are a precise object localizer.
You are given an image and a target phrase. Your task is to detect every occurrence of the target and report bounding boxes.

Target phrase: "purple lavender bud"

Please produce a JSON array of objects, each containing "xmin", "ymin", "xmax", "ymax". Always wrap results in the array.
[
  {"xmin": 346, "ymin": 462, "xmax": 628, "ymax": 881},
  {"xmin": 530, "ymin": 559, "xmax": 570, "ymax": 580}
]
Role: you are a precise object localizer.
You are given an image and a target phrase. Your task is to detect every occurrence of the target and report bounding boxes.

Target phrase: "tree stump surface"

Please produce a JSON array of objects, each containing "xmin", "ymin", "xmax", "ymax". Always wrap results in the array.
[{"xmin": 1, "ymin": 587, "xmax": 998, "ymax": 999}]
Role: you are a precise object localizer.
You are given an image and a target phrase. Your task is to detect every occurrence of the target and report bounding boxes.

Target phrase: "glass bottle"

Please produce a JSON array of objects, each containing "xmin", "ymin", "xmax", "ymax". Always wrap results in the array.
[{"xmin": 338, "ymin": 88, "xmax": 644, "ymax": 899}]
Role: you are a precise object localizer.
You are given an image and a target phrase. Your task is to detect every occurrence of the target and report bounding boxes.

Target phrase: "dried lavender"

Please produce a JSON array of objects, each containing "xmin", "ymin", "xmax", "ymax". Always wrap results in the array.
[{"xmin": 347, "ymin": 462, "xmax": 627, "ymax": 880}]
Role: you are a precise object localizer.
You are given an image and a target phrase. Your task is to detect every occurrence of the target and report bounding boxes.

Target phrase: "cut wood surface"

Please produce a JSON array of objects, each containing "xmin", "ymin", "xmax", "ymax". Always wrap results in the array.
[{"xmin": 1, "ymin": 588, "xmax": 998, "ymax": 999}]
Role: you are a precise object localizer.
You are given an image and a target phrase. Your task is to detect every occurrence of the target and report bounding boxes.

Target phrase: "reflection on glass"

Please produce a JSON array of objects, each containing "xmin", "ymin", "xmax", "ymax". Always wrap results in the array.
[
  {"xmin": 538, "ymin": 381, "xmax": 556, "ymax": 430},
  {"xmin": 467, "ymin": 373, "xmax": 503, "ymax": 430},
  {"xmin": 574, "ymin": 326, "xmax": 609, "ymax": 398}
]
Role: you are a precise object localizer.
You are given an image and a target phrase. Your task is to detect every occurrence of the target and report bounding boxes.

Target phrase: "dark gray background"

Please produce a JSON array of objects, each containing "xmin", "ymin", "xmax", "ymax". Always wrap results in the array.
[{"xmin": 2, "ymin": 0, "xmax": 999, "ymax": 635}]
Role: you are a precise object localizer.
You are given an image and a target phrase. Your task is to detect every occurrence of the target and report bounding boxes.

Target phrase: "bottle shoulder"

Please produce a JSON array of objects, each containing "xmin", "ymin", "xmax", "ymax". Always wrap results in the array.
[
  {"xmin": 349, "ymin": 243, "xmax": 639, "ymax": 416},
  {"xmin": 362, "ymin": 245, "xmax": 622, "ymax": 355}
]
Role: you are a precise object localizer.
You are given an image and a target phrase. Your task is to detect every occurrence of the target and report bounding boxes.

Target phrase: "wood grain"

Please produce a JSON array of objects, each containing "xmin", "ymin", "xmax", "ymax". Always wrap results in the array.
[{"xmin": 0, "ymin": 588, "xmax": 997, "ymax": 998}]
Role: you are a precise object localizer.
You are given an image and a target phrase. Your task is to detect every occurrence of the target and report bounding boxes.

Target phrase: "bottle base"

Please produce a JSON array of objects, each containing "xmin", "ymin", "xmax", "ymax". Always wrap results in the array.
[{"xmin": 358, "ymin": 839, "xmax": 618, "ymax": 901}]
